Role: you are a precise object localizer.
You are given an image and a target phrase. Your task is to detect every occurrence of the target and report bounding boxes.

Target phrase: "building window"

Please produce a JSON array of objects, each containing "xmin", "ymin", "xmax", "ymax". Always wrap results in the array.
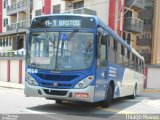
[
  {"xmin": 142, "ymin": 49, "xmax": 149, "ymax": 54},
  {"xmin": 0, "ymin": 38, "xmax": 2, "ymax": 47},
  {"xmin": 3, "ymin": 38, "xmax": 5, "ymax": 46},
  {"xmin": 53, "ymin": 4, "xmax": 61, "ymax": 14},
  {"xmin": 4, "ymin": 0, "xmax": 8, "ymax": 9},
  {"xmin": 6, "ymin": 37, "xmax": 8, "ymax": 46},
  {"xmin": 73, "ymin": 1, "xmax": 84, "ymax": 9},
  {"xmin": 3, "ymin": 18, "xmax": 8, "ymax": 27},
  {"xmin": 127, "ymin": 33, "xmax": 131, "ymax": 45},
  {"xmin": 123, "ymin": 32, "xmax": 126, "ymax": 41},
  {"xmin": 35, "ymin": 9, "xmax": 42, "ymax": 16},
  {"xmin": 124, "ymin": 9, "xmax": 132, "ymax": 17},
  {"xmin": 9, "ymin": 37, "xmax": 12, "ymax": 46}
]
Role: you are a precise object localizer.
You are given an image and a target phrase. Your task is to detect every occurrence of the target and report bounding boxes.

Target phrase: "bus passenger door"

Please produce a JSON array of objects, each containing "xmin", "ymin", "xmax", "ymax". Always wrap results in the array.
[{"xmin": 94, "ymin": 31, "xmax": 108, "ymax": 102}]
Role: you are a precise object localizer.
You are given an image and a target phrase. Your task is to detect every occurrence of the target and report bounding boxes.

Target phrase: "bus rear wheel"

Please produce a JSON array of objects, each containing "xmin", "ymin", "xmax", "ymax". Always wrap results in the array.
[
  {"xmin": 129, "ymin": 84, "xmax": 137, "ymax": 99},
  {"xmin": 102, "ymin": 85, "xmax": 113, "ymax": 108}
]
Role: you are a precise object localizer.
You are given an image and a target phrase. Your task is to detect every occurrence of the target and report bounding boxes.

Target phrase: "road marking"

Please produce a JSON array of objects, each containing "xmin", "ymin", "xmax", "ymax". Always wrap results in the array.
[
  {"xmin": 25, "ymin": 109, "xmax": 68, "ymax": 120},
  {"xmin": 25, "ymin": 109, "xmax": 56, "ymax": 114},
  {"xmin": 97, "ymin": 106, "xmax": 135, "ymax": 114},
  {"xmin": 146, "ymin": 100, "xmax": 160, "ymax": 109}
]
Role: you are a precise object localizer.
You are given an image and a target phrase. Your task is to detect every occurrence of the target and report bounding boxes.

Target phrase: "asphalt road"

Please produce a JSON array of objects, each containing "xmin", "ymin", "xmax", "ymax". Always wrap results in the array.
[{"xmin": 0, "ymin": 87, "xmax": 160, "ymax": 120}]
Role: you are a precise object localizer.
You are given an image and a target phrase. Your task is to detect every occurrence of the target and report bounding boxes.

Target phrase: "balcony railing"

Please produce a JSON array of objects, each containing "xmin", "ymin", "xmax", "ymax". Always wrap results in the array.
[
  {"xmin": 0, "ymin": 50, "xmax": 26, "ymax": 58},
  {"xmin": 124, "ymin": 17, "xmax": 144, "ymax": 33},
  {"xmin": 6, "ymin": 0, "xmax": 29, "ymax": 15},
  {"xmin": 64, "ymin": 8, "xmax": 97, "ymax": 15},
  {"xmin": 7, "ymin": 21, "xmax": 27, "ymax": 31},
  {"xmin": 125, "ymin": 0, "xmax": 144, "ymax": 10},
  {"xmin": 137, "ymin": 38, "xmax": 151, "ymax": 46}
]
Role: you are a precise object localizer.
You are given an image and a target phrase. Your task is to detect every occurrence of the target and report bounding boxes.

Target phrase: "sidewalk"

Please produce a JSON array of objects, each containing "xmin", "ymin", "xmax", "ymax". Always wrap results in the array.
[
  {"xmin": 143, "ymin": 89, "xmax": 160, "ymax": 92},
  {"xmin": 0, "ymin": 81, "xmax": 24, "ymax": 89}
]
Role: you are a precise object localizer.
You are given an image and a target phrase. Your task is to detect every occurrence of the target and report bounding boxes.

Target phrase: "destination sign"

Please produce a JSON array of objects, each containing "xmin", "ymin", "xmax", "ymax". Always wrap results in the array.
[
  {"xmin": 31, "ymin": 16, "xmax": 96, "ymax": 29},
  {"xmin": 45, "ymin": 19, "xmax": 81, "ymax": 28}
]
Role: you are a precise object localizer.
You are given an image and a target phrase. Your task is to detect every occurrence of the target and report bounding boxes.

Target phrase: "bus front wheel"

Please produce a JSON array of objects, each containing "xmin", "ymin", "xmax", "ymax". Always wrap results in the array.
[{"xmin": 102, "ymin": 85, "xmax": 113, "ymax": 108}]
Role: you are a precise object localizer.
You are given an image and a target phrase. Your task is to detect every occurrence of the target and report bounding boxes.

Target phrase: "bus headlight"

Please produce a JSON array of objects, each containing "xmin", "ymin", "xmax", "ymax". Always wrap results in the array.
[
  {"xmin": 26, "ymin": 73, "xmax": 38, "ymax": 86},
  {"xmin": 74, "ymin": 76, "xmax": 94, "ymax": 89}
]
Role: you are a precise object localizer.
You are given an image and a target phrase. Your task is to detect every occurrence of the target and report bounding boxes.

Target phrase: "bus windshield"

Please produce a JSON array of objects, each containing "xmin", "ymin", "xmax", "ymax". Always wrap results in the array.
[{"xmin": 27, "ymin": 31, "xmax": 94, "ymax": 71}]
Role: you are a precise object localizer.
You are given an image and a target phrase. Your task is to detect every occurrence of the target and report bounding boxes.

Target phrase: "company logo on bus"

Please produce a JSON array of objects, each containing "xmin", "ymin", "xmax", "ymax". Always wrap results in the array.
[{"xmin": 53, "ymin": 83, "xmax": 58, "ymax": 87}]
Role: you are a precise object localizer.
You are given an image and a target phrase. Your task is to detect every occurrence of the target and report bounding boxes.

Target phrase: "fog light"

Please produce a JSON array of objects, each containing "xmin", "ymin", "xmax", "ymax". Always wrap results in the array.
[{"xmin": 75, "ymin": 93, "xmax": 89, "ymax": 98}]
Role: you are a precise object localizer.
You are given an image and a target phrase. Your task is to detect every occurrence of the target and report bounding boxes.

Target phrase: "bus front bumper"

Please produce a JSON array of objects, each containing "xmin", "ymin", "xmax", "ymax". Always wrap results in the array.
[{"xmin": 24, "ymin": 82, "xmax": 95, "ymax": 102}]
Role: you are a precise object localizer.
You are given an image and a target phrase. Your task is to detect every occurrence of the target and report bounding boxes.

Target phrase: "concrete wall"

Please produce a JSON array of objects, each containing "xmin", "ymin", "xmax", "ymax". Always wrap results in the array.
[
  {"xmin": 0, "ymin": 59, "xmax": 25, "ymax": 84},
  {"xmin": 10, "ymin": 60, "xmax": 19, "ymax": 83},
  {"xmin": 0, "ymin": 60, "xmax": 7, "ymax": 81},
  {"xmin": 152, "ymin": 0, "xmax": 160, "ymax": 64},
  {"xmin": 84, "ymin": 0, "xmax": 109, "ymax": 24},
  {"xmin": 146, "ymin": 66, "xmax": 160, "ymax": 89}
]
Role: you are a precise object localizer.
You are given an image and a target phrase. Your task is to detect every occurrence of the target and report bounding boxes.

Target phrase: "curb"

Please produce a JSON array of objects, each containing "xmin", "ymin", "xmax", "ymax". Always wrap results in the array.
[
  {"xmin": 143, "ymin": 89, "xmax": 160, "ymax": 92},
  {"xmin": 0, "ymin": 81, "xmax": 24, "ymax": 90}
]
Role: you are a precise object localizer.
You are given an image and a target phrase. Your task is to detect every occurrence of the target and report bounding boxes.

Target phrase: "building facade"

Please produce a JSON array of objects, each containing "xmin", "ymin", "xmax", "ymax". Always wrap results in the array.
[
  {"xmin": 123, "ymin": 0, "xmax": 144, "ymax": 50},
  {"xmin": 151, "ymin": 0, "xmax": 160, "ymax": 64},
  {"xmin": 137, "ymin": 0, "xmax": 153, "ymax": 64},
  {"xmin": 0, "ymin": 0, "xmax": 126, "ymax": 51},
  {"xmin": 0, "ymin": 0, "xmax": 160, "ymax": 87},
  {"xmin": 0, "ymin": 0, "xmax": 66, "ymax": 51}
]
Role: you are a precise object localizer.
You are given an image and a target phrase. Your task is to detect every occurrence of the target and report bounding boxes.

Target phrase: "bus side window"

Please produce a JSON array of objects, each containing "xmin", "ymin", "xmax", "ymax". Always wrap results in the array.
[
  {"xmin": 129, "ymin": 52, "xmax": 134, "ymax": 69},
  {"xmin": 132, "ymin": 54, "xmax": 135, "ymax": 70},
  {"xmin": 108, "ymin": 36, "xmax": 116, "ymax": 63},
  {"xmin": 141, "ymin": 60, "xmax": 144, "ymax": 73},
  {"xmin": 140, "ymin": 60, "xmax": 143, "ymax": 73},
  {"xmin": 116, "ymin": 42, "xmax": 123, "ymax": 65},
  {"xmin": 135, "ymin": 57, "xmax": 138, "ymax": 71},
  {"xmin": 138, "ymin": 59, "xmax": 141, "ymax": 72},
  {"xmin": 123, "ymin": 47, "xmax": 128, "ymax": 67},
  {"xmin": 126, "ymin": 49, "xmax": 130, "ymax": 67},
  {"xmin": 97, "ymin": 33, "xmax": 107, "ymax": 67}
]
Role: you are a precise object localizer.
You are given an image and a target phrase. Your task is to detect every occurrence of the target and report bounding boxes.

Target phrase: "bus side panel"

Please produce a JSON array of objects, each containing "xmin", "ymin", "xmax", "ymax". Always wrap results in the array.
[
  {"xmin": 107, "ymin": 62, "xmax": 125, "ymax": 98},
  {"xmin": 93, "ymin": 62, "xmax": 125, "ymax": 102},
  {"xmin": 120, "ymin": 68, "xmax": 136, "ymax": 97},
  {"xmin": 113, "ymin": 67, "xmax": 144, "ymax": 98}
]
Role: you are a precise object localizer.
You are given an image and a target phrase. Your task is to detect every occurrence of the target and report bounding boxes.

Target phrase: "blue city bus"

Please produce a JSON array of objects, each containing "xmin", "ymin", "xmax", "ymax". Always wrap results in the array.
[{"xmin": 25, "ymin": 14, "xmax": 145, "ymax": 107}]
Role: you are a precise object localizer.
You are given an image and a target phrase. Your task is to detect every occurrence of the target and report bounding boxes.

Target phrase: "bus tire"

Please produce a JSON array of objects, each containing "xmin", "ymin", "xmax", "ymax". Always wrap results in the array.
[
  {"xmin": 102, "ymin": 85, "xmax": 113, "ymax": 108},
  {"xmin": 55, "ymin": 100, "xmax": 63, "ymax": 104},
  {"xmin": 129, "ymin": 84, "xmax": 137, "ymax": 99}
]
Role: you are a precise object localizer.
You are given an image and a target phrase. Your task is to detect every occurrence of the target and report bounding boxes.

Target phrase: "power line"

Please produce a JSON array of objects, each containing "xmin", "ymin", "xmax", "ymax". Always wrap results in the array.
[{"xmin": 115, "ymin": 0, "xmax": 139, "ymax": 22}]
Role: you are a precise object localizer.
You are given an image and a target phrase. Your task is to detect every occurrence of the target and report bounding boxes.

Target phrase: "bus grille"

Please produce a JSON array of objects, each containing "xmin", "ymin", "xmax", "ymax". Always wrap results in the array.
[
  {"xmin": 41, "ymin": 82, "xmax": 72, "ymax": 88},
  {"xmin": 37, "ymin": 74, "xmax": 78, "ymax": 81},
  {"xmin": 43, "ymin": 89, "xmax": 67, "ymax": 96}
]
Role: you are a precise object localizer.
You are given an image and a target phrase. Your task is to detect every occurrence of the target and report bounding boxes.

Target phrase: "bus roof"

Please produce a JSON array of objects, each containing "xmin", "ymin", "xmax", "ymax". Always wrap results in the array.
[{"xmin": 33, "ymin": 14, "xmax": 144, "ymax": 61}]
